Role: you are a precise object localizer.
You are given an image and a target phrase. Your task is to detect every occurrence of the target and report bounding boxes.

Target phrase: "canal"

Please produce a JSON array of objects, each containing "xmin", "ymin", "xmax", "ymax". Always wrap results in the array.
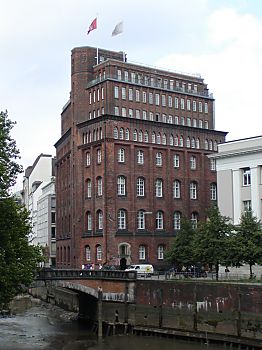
[{"xmin": 0, "ymin": 298, "xmax": 225, "ymax": 350}]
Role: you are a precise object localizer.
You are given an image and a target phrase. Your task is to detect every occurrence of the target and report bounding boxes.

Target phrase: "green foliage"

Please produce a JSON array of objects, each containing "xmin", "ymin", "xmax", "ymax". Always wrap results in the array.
[
  {"xmin": 0, "ymin": 111, "xmax": 43, "ymax": 309},
  {"xmin": 193, "ymin": 206, "xmax": 233, "ymax": 274},
  {"xmin": 233, "ymin": 211, "xmax": 262, "ymax": 277},
  {"xmin": 165, "ymin": 217, "xmax": 196, "ymax": 268},
  {"xmin": 0, "ymin": 111, "xmax": 23, "ymax": 197}
]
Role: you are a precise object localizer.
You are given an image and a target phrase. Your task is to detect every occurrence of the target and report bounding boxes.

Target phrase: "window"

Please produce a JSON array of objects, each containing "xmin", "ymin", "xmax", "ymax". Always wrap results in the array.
[
  {"xmin": 137, "ymin": 210, "xmax": 145, "ymax": 230},
  {"xmin": 162, "ymin": 95, "xmax": 166, "ymax": 106},
  {"xmin": 137, "ymin": 150, "xmax": 144, "ymax": 164},
  {"xmin": 122, "ymin": 87, "xmax": 126, "ymax": 99},
  {"xmin": 173, "ymin": 154, "xmax": 180, "ymax": 168},
  {"xmin": 155, "ymin": 93, "xmax": 160, "ymax": 105},
  {"xmin": 187, "ymin": 100, "xmax": 191, "ymax": 111},
  {"xmin": 121, "ymin": 107, "xmax": 127, "ymax": 117},
  {"xmin": 243, "ymin": 200, "xmax": 252, "ymax": 212},
  {"xmin": 168, "ymin": 96, "xmax": 172, "ymax": 107},
  {"xmin": 142, "ymin": 91, "xmax": 147, "ymax": 103},
  {"xmin": 157, "ymin": 245, "xmax": 164, "ymax": 260},
  {"xmin": 162, "ymin": 133, "xmax": 166, "ymax": 145},
  {"xmin": 199, "ymin": 119, "xmax": 203, "ymax": 128},
  {"xmin": 135, "ymin": 89, "xmax": 140, "ymax": 102},
  {"xmin": 205, "ymin": 121, "xmax": 209, "ymax": 129},
  {"xmin": 125, "ymin": 128, "xmax": 130, "ymax": 140},
  {"xmin": 87, "ymin": 179, "xmax": 91, "ymax": 198},
  {"xmin": 174, "ymin": 97, "xmax": 179, "ymax": 109},
  {"xmin": 191, "ymin": 212, "xmax": 198, "ymax": 229},
  {"xmin": 204, "ymin": 102, "xmax": 208, "ymax": 113},
  {"xmin": 156, "ymin": 211, "xmax": 164, "ymax": 229},
  {"xmin": 97, "ymin": 149, "xmax": 102, "ymax": 164},
  {"xmin": 152, "ymin": 132, "xmax": 156, "ymax": 143},
  {"xmin": 139, "ymin": 245, "xmax": 146, "ymax": 260},
  {"xmin": 181, "ymin": 98, "xmax": 185, "ymax": 109},
  {"xmin": 193, "ymin": 118, "xmax": 197, "ymax": 127},
  {"xmin": 133, "ymin": 129, "xmax": 138, "ymax": 141},
  {"xmin": 205, "ymin": 139, "xmax": 209, "ymax": 150},
  {"xmin": 86, "ymin": 152, "xmax": 91, "ymax": 166},
  {"xmin": 114, "ymin": 127, "xmax": 118, "ymax": 139},
  {"xmin": 186, "ymin": 137, "xmax": 190, "ymax": 148},
  {"xmin": 98, "ymin": 210, "xmax": 103, "ymax": 230},
  {"xmin": 149, "ymin": 92, "xmax": 153, "ymax": 104},
  {"xmin": 118, "ymin": 209, "xmax": 126, "ymax": 229},
  {"xmin": 96, "ymin": 245, "xmax": 102, "ymax": 261},
  {"xmin": 97, "ymin": 177, "xmax": 102, "ymax": 196},
  {"xmin": 181, "ymin": 117, "xmax": 185, "ymax": 125},
  {"xmin": 142, "ymin": 111, "xmax": 147, "ymax": 120},
  {"xmin": 210, "ymin": 159, "xmax": 216, "ymax": 171},
  {"xmin": 124, "ymin": 71, "xmax": 128, "ymax": 81},
  {"xmin": 51, "ymin": 212, "xmax": 56, "ymax": 224},
  {"xmin": 87, "ymin": 211, "xmax": 92, "ymax": 231},
  {"xmin": 144, "ymin": 131, "xmax": 149, "ymax": 142},
  {"xmin": 117, "ymin": 69, "xmax": 122, "ymax": 80},
  {"xmin": 128, "ymin": 88, "xmax": 133, "ymax": 101},
  {"xmin": 138, "ymin": 130, "xmax": 143, "ymax": 142},
  {"xmin": 129, "ymin": 108, "xmax": 133, "ymax": 118},
  {"xmin": 119, "ymin": 127, "xmax": 124, "ymax": 139},
  {"xmin": 118, "ymin": 148, "xmax": 125, "ymax": 163},
  {"xmin": 157, "ymin": 133, "xmax": 161, "ymax": 144},
  {"xmin": 193, "ymin": 101, "xmax": 197, "ymax": 112},
  {"xmin": 156, "ymin": 152, "xmax": 162, "ymax": 166},
  {"xmin": 199, "ymin": 101, "xmax": 203, "ymax": 113},
  {"xmin": 174, "ymin": 211, "xmax": 181, "ymax": 230},
  {"xmin": 173, "ymin": 180, "xmax": 181, "ymax": 198},
  {"xmin": 170, "ymin": 135, "xmax": 174, "ymax": 146},
  {"xmin": 117, "ymin": 176, "xmax": 126, "ymax": 195},
  {"xmin": 174, "ymin": 135, "xmax": 179, "ymax": 146},
  {"xmin": 179, "ymin": 136, "xmax": 184, "ymax": 147},
  {"xmin": 155, "ymin": 178, "xmax": 163, "ymax": 197},
  {"xmin": 243, "ymin": 168, "xmax": 251, "ymax": 186},
  {"xmin": 190, "ymin": 155, "xmax": 196, "ymax": 169},
  {"xmin": 191, "ymin": 138, "xmax": 196, "ymax": 148},
  {"xmin": 114, "ymin": 86, "xmax": 119, "ymax": 98},
  {"xmin": 101, "ymin": 87, "xmax": 104, "ymax": 99},
  {"xmin": 114, "ymin": 106, "xmax": 119, "ymax": 115},
  {"xmin": 85, "ymin": 245, "xmax": 91, "ymax": 261},
  {"xmin": 137, "ymin": 177, "xmax": 145, "ymax": 197},
  {"xmin": 210, "ymin": 183, "xmax": 217, "ymax": 200},
  {"xmin": 190, "ymin": 181, "xmax": 197, "ymax": 199},
  {"xmin": 196, "ymin": 138, "xmax": 200, "ymax": 149}
]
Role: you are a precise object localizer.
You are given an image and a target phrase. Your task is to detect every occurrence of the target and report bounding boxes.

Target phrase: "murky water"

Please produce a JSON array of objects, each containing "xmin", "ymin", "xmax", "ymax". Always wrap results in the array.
[{"xmin": 0, "ymin": 300, "xmax": 224, "ymax": 350}]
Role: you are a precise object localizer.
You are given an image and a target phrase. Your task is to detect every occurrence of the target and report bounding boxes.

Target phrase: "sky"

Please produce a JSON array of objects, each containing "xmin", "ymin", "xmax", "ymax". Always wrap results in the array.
[{"xmin": 1, "ymin": 0, "xmax": 262, "ymax": 191}]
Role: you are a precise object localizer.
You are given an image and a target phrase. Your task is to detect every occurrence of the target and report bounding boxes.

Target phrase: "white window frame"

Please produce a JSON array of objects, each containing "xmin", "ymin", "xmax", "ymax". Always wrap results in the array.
[
  {"xmin": 97, "ymin": 177, "xmax": 103, "ymax": 196},
  {"xmin": 117, "ymin": 176, "xmax": 126, "ymax": 196},
  {"xmin": 137, "ymin": 150, "xmax": 144, "ymax": 164},
  {"xmin": 157, "ymin": 245, "xmax": 164, "ymax": 260},
  {"xmin": 139, "ymin": 245, "xmax": 146, "ymax": 260},
  {"xmin": 155, "ymin": 179, "xmax": 163, "ymax": 197},
  {"xmin": 137, "ymin": 211, "xmax": 145, "ymax": 230},
  {"xmin": 174, "ymin": 211, "xmax": 181, "ymax": 230},
  {"xmin": 190, "ymin": 182, "xmax": 197, "ymax": 200},
  {"xmin": 137, "ymin": 177, "xmax": 145, "ymax": 197},
  {"xmin": 156, "ymin": 211, "xmax": 164, "ymax": 229},
  {"xmin": 118, "ymin": 209, "xmax": 126, "ymax": 229},
  {"xmin": 173, "ymin": 154, "xmax": 180, "ymax": 168},
  {"xmin": 118, "ymin": 148, "xmax": 125, "ymax": 163},
  {"xmin": 173, "ymin": 180, "xmax": 181, "ymax": 198},
  {"xmin": 156, "ymin": 152, "xmax": 162, "ymax": 166}
]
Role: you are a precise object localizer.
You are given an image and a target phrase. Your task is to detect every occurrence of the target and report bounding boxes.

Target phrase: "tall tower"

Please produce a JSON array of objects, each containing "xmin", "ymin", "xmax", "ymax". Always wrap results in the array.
[{"xmin": 55, "ymin": 46, "xmax": 227, "ymax": 270}]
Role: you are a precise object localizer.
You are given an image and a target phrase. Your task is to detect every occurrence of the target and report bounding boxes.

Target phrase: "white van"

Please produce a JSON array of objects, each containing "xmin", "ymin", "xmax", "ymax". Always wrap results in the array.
[{"xmin": 125, "ymin": 264, "xmax": 154, "ymax": 276}]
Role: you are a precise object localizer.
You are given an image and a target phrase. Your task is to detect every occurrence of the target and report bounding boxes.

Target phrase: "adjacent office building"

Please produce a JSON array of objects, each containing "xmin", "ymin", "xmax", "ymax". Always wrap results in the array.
[{"xmin": 55, "ymin": 46, "xmax": 227, "ymax": 270}]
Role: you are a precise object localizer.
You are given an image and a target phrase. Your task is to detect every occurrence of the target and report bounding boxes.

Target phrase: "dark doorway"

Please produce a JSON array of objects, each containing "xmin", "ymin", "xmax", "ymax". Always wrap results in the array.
[{"xmin": 120, "ymin": 258, "xmax": 127, "ymax": 270}]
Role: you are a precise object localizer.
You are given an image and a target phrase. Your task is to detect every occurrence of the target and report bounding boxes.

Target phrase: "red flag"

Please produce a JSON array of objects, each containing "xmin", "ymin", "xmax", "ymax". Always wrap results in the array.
[{"xmin": 87, "ymin": 18, "xmax": 97, "ymax": 35}]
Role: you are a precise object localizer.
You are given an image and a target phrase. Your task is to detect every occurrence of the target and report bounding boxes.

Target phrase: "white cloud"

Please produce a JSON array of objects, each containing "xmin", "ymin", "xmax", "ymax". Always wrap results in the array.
[{"xmin": 155, "ymin": 7, "xmax": 262, "ymax": 141}]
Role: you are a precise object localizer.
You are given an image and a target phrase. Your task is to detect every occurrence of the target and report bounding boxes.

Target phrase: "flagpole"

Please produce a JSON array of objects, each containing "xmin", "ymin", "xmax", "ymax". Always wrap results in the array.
[{"xmin": 97, "ymin": 47, "xmax": 99, "ymax": 65}]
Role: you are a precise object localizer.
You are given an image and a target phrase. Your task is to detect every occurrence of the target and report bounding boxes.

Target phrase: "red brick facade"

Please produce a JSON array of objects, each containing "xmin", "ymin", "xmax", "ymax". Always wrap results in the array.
[{"xmin": 55, "ymin": 46, "xmax": 227, "ymax": 270}]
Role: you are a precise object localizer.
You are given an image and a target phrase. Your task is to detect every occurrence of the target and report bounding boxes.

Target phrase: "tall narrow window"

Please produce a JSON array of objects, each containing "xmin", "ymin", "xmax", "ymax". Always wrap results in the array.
[
  {"xmin": 210, "ymin": 183, "xmax": 217, "ymax": 200},
  {"xmin": 98, "ymin": 210, "xmax": 103, "ymax": 230},
  {"xmin": 87, "ymin": 211, "xmax": 92, "ymax": 231},
  {"xmin": 157, "ymin": 245, "xmax": 164, "ymax": 260},
  {"xmin": 190, "ymin": 155, "xmax": 196, "ymax": 169},
  {"xmin": 243, "ymin": 168, "xmax": 251, "ymax": 186},
  {"xmin": 156, "ymin": 211, "xmax": 164, "ymax": 229},
  {"xmin": 125, "ymin": 128, "xmax": 130, "ymax": 140},
  {"xmin": 190, "ymin": 181, "xmax": 197, "ymax": 199},
  {"xmin": 85, "ymin": 245, "xmax": 91, "ymax": 261},
  {"xmin": 173, "ymin": 180, "xmax": 181, "ymax": 198},
  {"xmin": 139, "ymin": 245, "xmax": 146, "ymax": 260},
  {"xmin": 133, "ymin": 129, "xmax": 138, "ymax": 141},
  {"xmin": 137, "ymin": 177, "xmax": 145, "ymax": 197},
  {"xmin": 114, "ymin": 86, "xmax": 119, "ymax": 98},
  {"xmin": 117, "ymin": 176, "xmax": 126, "ymax": 195},
  {"xmin": 119, "ymin": 127, "xmax": 124, "ymax": 139},
  {"xmin": 86, "ymin": 152, "xmax": 91, "ymax": 166},
  {"xmin": 114, "ymin": 127, "xmax": 118, "ymax": 139},
  {"xmin": 96, "ymin": 245, "xmax": 102, "ymax": 261},
  {"xmin": 191, "ymin": 212, "xmax": 198, "ymax": 229},
  {"xmin": 118, "ymin": 209, "xmax": 126, "ymax": 229},
  {"xmin": 137, "ymin": 210, "xmax": 145, "ymax": 230},
  {"xmin": 174, "ymin": 211, "xmax": 181, "ymax": 230},
  {"xmin": 156, "ymin": 152, "xmax": 162, "ymax": 166},
  {"xmin": 137, "ymin": 150, "xmax": 144, "ymax": 164},
  {"xmin": 173, "ymin": 154, "xmax": 180, "ymax": 168},
  {"xmin": 97, "ymin": 177, "xmax": 102, "ymax": 196},
  {"xmin": 97, "ymin": 149, "xmax": 102, "ymax": 164},
  {"xmin": 87, "ymin": 179, "xmax": 91, "ymax": 198},
  {"xmin": 118, "ymin": 148, "xmax": 125, "ymax": 163},
  {"xmin": 155, "ymin": 179, "xmax": 163, "ymax": 197}
]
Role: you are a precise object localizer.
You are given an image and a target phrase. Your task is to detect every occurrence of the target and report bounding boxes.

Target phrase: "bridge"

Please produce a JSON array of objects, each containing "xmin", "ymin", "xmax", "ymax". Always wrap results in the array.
[{"xmin": 31, "ymin": 269, "xmax": 262, "ymax": 349}]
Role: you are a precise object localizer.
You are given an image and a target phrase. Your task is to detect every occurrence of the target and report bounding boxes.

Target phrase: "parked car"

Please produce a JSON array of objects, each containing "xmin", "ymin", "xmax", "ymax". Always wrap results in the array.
[{"xmin": 125, "ymin": 264, "xmax": 154, "ymax": 276}]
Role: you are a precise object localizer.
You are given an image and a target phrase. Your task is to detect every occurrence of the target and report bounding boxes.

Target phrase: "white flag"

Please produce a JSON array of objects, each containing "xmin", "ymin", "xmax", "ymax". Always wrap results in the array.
[{"xmin": 112, "ymin": 21, "xmax": 123, "ymax": 36}]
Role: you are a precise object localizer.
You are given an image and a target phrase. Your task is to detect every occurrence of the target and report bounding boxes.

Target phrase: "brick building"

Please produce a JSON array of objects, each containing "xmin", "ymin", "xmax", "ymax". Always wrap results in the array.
[{"xmin": 55, "ymin": 46, "xmax": 227, "ymax": 270}]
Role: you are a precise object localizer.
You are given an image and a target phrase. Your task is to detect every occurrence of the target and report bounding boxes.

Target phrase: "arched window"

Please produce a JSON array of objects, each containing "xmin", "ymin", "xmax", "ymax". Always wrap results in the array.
[
  {"xmin": 210, "ymin": 183, "xmax": 217, "ymax": 200},
  {"xmin": 156, "ymin": 211, "xmax": 164, "ymax": 229},
  {"xmin": 196, "ymin": 138, "xmax": 200, "ymax": 149},
  {"xmin": 155, "ymin": 178, "xmax": 163, "ymax": 197},
  {"xmin": 139, "ymin": 245, "xmax": 146, "ymax": 260},
  {"xmin": 86, "ymin": 152, "xmax": 91, "ymax": 166},
  {"xmin": 139, "ymin": 130, "xmax": 143, "ymax": 142},
  {"xmin": 173, "ymin": 180, "xmax": 181, "ymax": 198},
  {"xmin": 96, "ymin": 245, "xmax": 102, "ymax": 261},
  {"xmin": 125, "ymin": 128, "xmax": 130, "ymax": 140},
  {"xmin": 137, "ymin": 210, "xmax": 145, "ymax": 230},
  {"xmin": 173, "ymin": 211, "xmax": 181, "ymax": 230},
  {"xmin": 87, "ymin": 179, "xmax": 91, "ymax": 198},
  {"xmin": 157, "ymin": 245, "xmax": 165, "ymax": 260},
  {"xmin": 157, "ymin": 132, "xmax": 161, "ymax": 144},
  {"xmin": 119, "ymin": 127, "xmax": 124, "ymax": 140},
  {"xmin": 152, "ymin": 132, "xmax": 156, "ymax": 144},
  {"xmin": 191, "ymin": 212, "xmax": 198, "ymax": 229},
  {"xmin": 162, "ymin": 133, "xmax": 166, "ymax": 145},
  {"xmin": 97, "ymin": 177, "xmax": 102, "ymax": 196},
  {"xmin": 190, "ymin": 155, "xmax": 196, "ymax": 170},
  {"xmin": 170, "ymin": 134, "xmax": 174, "ymax": 146},
  {"xmin": 174, "ymin": 135, "xmax": 179, "ymax": 146},
  {"xmin": 97, "ymin": 210, "xmax": 103, "ymax": 230},
  {"xmin": 89, "ymin": 131, "xmax": 92, "ymax": 143},
  {"xmin": 186, "ymin": 137, "xmax": 190, "ymax": 148},
  {"xmin": 133, "ymin": 129, "xmax": 138, "ymax": 141},
  {"xmin": 137, "ymin": 177, "xmax": 145, "ymax": 197},
  {"xmin": 93, "ymin": 129, "xmax": 96, "ymax": 141},
  {"xmin": 117, "ymin": 209, "xmax": 126, "ymax": 229},
  {"xmin": 97, "ymin": 149, "xmax": 102, "ymax": 164},
  {"xmin": 179, "ymin": 136, "xmax": 184, "ymax": 147},
  {"xmin": 191, "ymin": 137, "xmax": 196, "ymax": 148},
  {"xmin": 190, "ymin": 181, "xmax": 197, "ymax": 199},
  {"xmin": 214, "ymin": 140, "xmax": 218, "ymax": 151},
  {"xmin": 205, "ymin": 139, "xmax": 209, "ymax": 150},
  {"xmin": 156, "ymin": 152, "xmax": 162, "ymax": 166},
  {"xmin": 114, "ymin": 127, "xmax": 118, "ymax": 139},
  {"xmin": 117, "ymin": 176, "xmax": 126, "ymax": 195},
  {"xmin": 209, "ymin": 140, "xmax": 213, "ymax": 150},
  {"xmin": 144, "ymin": 131, "xmax": 149, "ymax": 142},
  {"xmin": 86, "ymin": 211, "xmax": 92, "ymax": 231},
  {"xmin": 85, "ymin": 245, "xmax": 91, "ymax": 261},
  {"xmin": 137, "ymin": 150, "xmax": 144, "ymax": 164},
  {"xmin": 118, "ymin": 148, "xmax": 125, "ymax": 163}
]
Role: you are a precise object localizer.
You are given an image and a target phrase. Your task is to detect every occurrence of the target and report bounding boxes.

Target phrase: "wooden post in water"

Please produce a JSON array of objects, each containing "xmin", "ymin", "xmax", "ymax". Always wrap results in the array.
[{"xmin": 98, "ymin": 286, "xmax": 103, "ymax": 339}]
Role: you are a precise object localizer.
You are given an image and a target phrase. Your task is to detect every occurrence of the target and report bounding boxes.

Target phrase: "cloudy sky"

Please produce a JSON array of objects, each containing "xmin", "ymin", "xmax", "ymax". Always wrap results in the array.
[{"xmin": 1, "ymin": 0, "xmax": 262, "ymax": 190}]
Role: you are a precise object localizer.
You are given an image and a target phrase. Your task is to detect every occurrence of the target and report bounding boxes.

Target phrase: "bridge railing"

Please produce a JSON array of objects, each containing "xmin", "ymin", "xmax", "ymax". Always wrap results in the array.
[{"xmin": 36, "ymin": 268, "xmax": 137, "ymax": 281}]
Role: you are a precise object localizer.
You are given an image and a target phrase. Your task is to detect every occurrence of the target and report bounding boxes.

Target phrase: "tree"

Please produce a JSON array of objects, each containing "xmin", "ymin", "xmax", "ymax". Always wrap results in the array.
[
  {"xmin": 0, "ymin": 111, "xmax": 22, "ymax": 197},
  {"xmin": 233, "ymin": 211, "xmax": 262, "ymax": 279},
  {"xmin": 165, "ymin": 217, "xmax": 196, "ymax": 270},
  {"xmin": 0, "ymin": 111, "xmax": 43, "ymax": 309},
  {"xmin": 193, "ymin": 206, "xmax": 233, "ymax": 280}
]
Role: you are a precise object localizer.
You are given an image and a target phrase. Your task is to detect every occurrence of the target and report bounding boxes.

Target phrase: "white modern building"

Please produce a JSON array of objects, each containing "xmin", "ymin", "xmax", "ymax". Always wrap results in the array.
[
  {"xmin": 22, "ymin": 154, "xmax": 56, "ymax": 266},
  {"xmin": 209, "ymin": 136, "xmax": 262, "ymax": 224}
]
